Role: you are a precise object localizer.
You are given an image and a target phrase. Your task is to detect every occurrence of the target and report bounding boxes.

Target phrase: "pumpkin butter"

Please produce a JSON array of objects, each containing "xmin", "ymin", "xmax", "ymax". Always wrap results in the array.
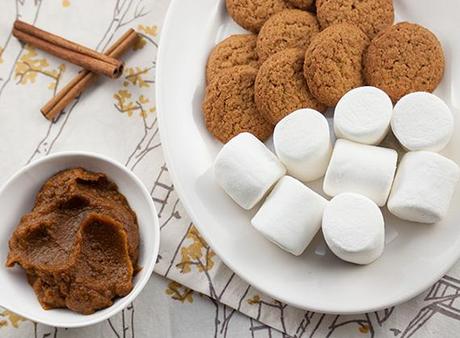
[{"xmin": 6, "ymin": 168, "xmax": 140, "ymax": 315}]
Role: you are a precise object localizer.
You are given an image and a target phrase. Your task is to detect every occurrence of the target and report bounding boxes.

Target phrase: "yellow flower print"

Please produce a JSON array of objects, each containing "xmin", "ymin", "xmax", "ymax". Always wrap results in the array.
[
  {"xmin": 124, "ymin": 66, "xmax": 152, "ymax": 88},
  {"xmin": 114, "ymin": 89, "xmax": 137, "ymax": 117},
  {"xmin": 247, "ymin": 295, "xmax": 261, "ymax": 305},
  {"xmin": 134, "ymin": 25, "xmax": 158, "ymax": 49},
  {"xmin": 113, "ymin": 89, "xmax": 154, "ymax": 117},
  {"xmin": 113, "ymin": 64, "xmax": 155, "ymax": 117},
  {"xmin": 137, "ymin": 25, "xmax": 158, "ymax": 37},
  {"xmin": 15, "ymin": 45, "xmax": 65, "ymax": 92},
  {"xmin": 165, "ymin": 281, "xmax": 194, "ymax": 303},
  {"xmin": 0, "ymin": 310, "xmax": 26, "ymax": 328},
  {"xmin": 177, "ymin": 226, "xmax": 216, "ymax": 274},
  {"xmin": 359, "ymin": 325, "xmax": 370, "ymax": 333}
]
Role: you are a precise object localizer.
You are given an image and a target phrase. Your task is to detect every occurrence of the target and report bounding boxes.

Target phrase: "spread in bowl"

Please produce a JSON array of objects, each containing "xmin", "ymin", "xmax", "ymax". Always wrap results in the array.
[{"xmin": 6, "ymin": 168, "xmax": 140, "ymax": 315}]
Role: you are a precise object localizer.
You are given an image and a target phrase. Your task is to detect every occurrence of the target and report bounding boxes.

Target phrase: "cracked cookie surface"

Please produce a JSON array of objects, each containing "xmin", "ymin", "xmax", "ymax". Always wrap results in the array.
[
  {"xmin": 257, "ymin": 9, "xmax": 320, "ymax": 63},
  {"xmin": 206, "ymin": 34, "xmax": 259, "ymax": 84},
  {"xmin": 203, "ymin": 65, "xmax": 273, "ymax": 143},
  {"xmin": 303, "ymin": 23, "xmax": 370, "ymax": 107},
  {"xmin": 364, "ymin": 22, "xmax": 445, "ymax": 102},
  {"xmin": 286, "ymin": 0, "xmax": 315, "ymax": 11},
  {"xmin": 255, "ymin": 48, "xmax": 326, "ymax": 125},
  {"xmin": 226, "ymin": 0, "xmax": 292, "ymax": 33},
  {"xmin": 317, "ymin": 0, "xmax": 394, "ymax": 39}
]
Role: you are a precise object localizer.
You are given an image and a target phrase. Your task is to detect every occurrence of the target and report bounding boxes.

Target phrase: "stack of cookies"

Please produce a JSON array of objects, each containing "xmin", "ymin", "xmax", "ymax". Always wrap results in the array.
[{"xmin": 202, "ymin": 0, "xmax": 445, "ymax": 144}]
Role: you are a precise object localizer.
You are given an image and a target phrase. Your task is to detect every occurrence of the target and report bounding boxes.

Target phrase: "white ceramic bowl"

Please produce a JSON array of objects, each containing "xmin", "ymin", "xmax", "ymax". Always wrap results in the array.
[{"xmin": 0, "ymin": 152, "xmax": 160, "ymax": 328}]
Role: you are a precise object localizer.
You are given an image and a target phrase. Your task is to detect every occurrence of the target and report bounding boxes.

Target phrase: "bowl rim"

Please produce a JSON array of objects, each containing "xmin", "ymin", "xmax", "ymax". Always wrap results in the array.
[{"xmin": 0, "ymin": 151, "xmax": 160, "ymax": 328}]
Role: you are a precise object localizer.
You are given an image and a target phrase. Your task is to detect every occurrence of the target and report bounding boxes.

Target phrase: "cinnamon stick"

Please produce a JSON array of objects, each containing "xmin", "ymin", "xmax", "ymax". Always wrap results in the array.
[
  {"xmin": 41, "ymin": 29, "xmax": 139, "ymax": 121},
  {"xmin": 13, "ymin": 20, "xmax": 124, "ymax": 78}
]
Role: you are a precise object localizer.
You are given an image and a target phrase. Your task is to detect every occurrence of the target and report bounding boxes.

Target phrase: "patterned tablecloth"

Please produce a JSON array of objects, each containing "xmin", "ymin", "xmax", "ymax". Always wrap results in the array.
[{"xmin": 1, "ymin": 1, "xmax": 460, "ymax": 337}]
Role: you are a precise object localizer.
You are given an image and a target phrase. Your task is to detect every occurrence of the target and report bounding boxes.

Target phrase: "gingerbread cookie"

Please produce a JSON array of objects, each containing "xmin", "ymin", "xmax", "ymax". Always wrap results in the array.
[
  {"xmin": 226, "ymin": 0, "xmax": 292, "ymax": 33},
  {"xmin": 255, "ymin": 48, "xmax": 326, "ymax": 124},
  {"xmin": 316, "ymin": 0, "xmax": 394, "ymax": 39},
  {"xmin": 286, "ymin": 0, "xmax": 315, "ymax": 11},
  {"xmin": 203, "ymin": 65, "xmax": 273, "ymax": 143},
  {"xmin": 364, "ymin": 22, "xmax": 445, "ymax": 102},
  {"xmin": 304, "ymin": 23, "xmax": 369, "ymax": 107},
  {"xmin": 257, "ymin": 9, "xmax": 320, "ymax": 62},
  {"xmin": 206, "ymin": 34, "xmax": 259, "ymax": 83}
]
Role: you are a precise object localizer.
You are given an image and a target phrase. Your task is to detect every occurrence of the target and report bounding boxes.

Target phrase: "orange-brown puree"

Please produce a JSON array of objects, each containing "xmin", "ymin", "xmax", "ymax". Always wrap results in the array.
[{"xmin": 6, "ymin": 168, "xmax": 139, "ymax": 315}]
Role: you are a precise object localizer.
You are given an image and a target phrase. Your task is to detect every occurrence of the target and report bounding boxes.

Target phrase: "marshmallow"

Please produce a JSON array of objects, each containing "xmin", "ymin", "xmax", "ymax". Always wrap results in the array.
[
  {"xmin": 388, "ymin": 151, "xmax": 460, "ymax": 223},
  {"xmin": 274, "ymin": 109, "xmax": 332, "ymax": 182},
  {"xmin": 251, "ymin": 176, "xmax": 327, "ymax": 255},
  {"xmin": 391, "ymin": 92, "xmax": 454, "ymax": 152},
  {"xmin": 214, "ymin": 132, "xmax": 286, "ymax": 209},
  {"xmin": 323, "ymin": 139, "xmax": 398, "ymax": 206},
  {"xmin": 322, "ymin": 193, "xmax": 385, "ymax": 265},
  {"xmin": 334, "ymin": 86, "xmax": 393, "ymax": 145}
]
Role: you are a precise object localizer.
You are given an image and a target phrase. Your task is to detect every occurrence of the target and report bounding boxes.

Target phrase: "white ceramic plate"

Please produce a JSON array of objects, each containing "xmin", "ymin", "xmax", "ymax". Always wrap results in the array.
[
  {"xmin": 157, "ymin": 0, "xmax": 460, "ymax": 313},
  {"xmin": 0, "ymin": 152, "xmax": 160, "ymax": 327}
]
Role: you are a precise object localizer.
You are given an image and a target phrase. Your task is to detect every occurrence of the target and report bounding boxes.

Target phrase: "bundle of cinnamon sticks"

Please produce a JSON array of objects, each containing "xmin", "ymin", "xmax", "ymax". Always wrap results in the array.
[{"xmin": 12, "ymin": 20, "xmax": 140, "ymax": 121}]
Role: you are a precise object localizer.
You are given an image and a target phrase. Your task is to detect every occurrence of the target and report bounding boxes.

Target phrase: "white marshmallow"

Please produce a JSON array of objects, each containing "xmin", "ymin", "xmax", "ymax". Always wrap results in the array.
[
  {"xmin": 323, "ymin": 139, "xmax": 398, "ymax": 206},
  {"xmin": 322, "ymin": 193, "xmax": 385, "ymax": 265},
  {"xmin": 388, "ymin": 151, "xmax": 460, "ymax": 223},
  {"xmin": 334, "ymin": 86, "xmax": 393, "ymax": 145},
  {"xmin": 214, "ymin": 132, "xmax": 286, "ymax": 209},
  {"xmin": 391, "ymin": 92, "xmax": 454, "ymax": 152},
  {"xmin": 251, "ymin": 176, "xmax": 327, "ymax": 255},
  {"xmin": 274, "ymin": 109, "xmax": 332, "ymax": 182}
]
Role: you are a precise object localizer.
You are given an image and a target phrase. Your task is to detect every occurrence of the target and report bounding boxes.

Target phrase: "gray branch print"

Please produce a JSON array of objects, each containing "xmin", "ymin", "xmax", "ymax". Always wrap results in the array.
[
  {"xmin": 0, "ymin": 0, "xmax": 43, "ymax": 100},
  {"xmin": 27, "ymin": 0, "xmax": 149, "ymax": 165}
]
